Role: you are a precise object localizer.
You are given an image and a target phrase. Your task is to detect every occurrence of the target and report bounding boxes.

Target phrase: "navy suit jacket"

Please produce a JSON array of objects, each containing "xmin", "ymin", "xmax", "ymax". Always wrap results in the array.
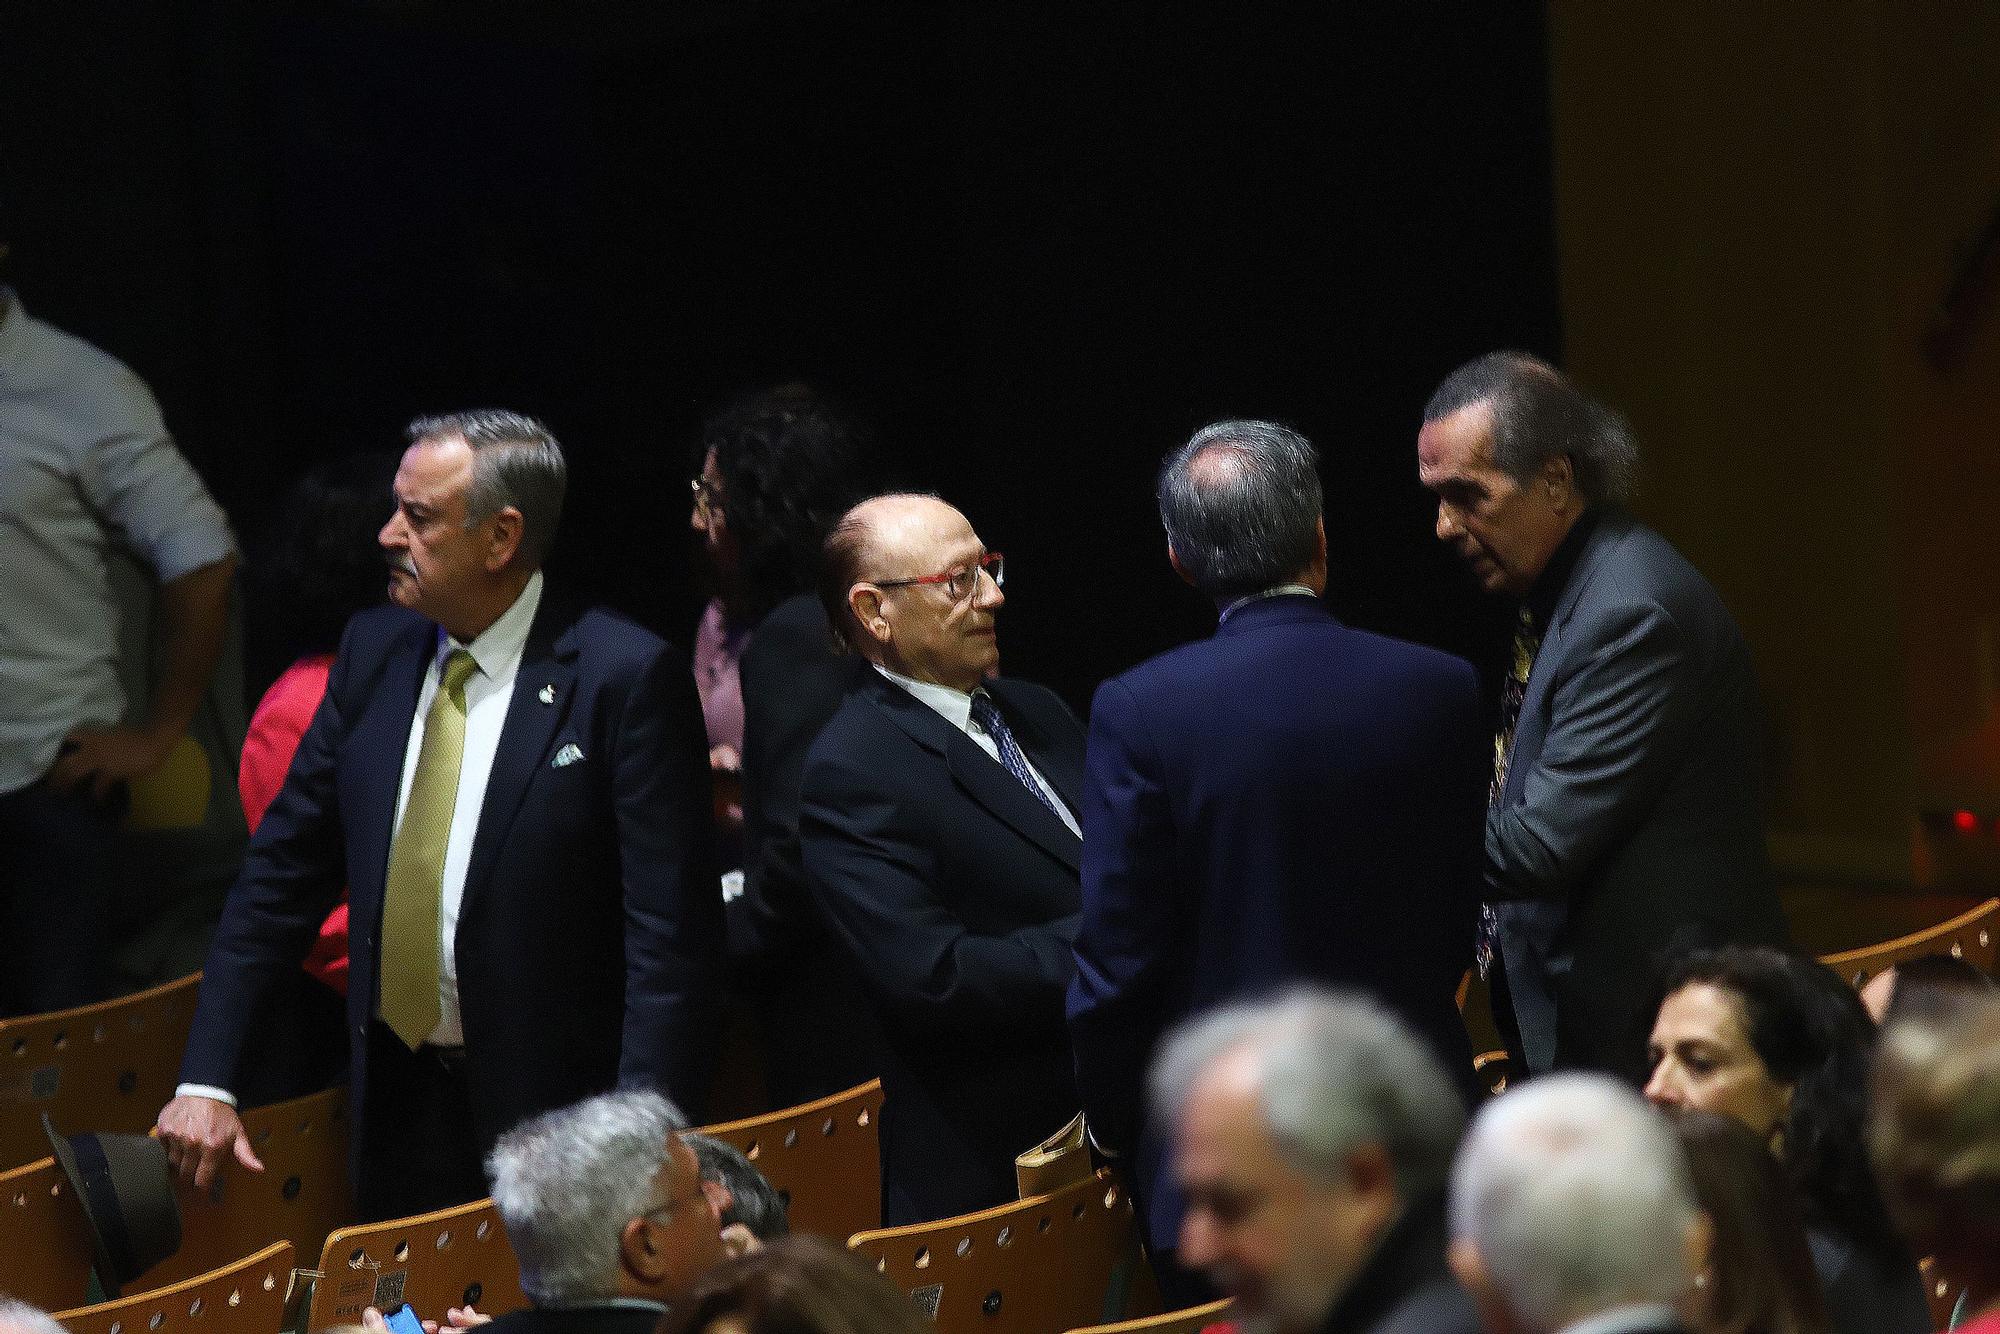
[
  {"xmin": 1068, "ymin": 594, "xmax": 1486, "ymax": 1252},
  {"xmin": 1488, "ymin": 512, "xmax": 1786, "ymax": 1079},
  {"xmin": 181, "ymin": 591, "xmax": 720, "ymax": 1180},
  {"xmin": 799, "ymin": 667, "xmax": 1084, "ymax": 1225}
]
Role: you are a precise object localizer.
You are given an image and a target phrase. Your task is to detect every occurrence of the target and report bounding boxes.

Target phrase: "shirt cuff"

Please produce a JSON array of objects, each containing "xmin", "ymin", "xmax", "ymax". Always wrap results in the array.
[{"xmin": 174, "ymin": 1083, "xmax": 238, "ymax": 1108}]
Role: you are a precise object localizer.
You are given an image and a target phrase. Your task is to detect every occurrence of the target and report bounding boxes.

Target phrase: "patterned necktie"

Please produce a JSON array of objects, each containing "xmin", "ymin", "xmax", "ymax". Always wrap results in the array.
[
  {"xmin": 969, "ymin": 692, "xmax": 1067, "ymax": 824},
  {"xmin": 1478, "ymin": 606, "xmax": 1541, "ymax": 978},
  {"xmin": 380, "ymin": 648, "xmax": 479, "ymax": 1048}
]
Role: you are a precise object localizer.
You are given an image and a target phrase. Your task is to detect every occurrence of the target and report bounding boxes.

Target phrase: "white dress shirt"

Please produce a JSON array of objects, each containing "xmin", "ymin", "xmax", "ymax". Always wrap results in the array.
[
  {"xmin": 872, "ymin": 664, "xmax": 1079, "ymax": 837},
  {"xmin": 178, "ymin": 573, "xmax": 543, "ymax": 1105}
]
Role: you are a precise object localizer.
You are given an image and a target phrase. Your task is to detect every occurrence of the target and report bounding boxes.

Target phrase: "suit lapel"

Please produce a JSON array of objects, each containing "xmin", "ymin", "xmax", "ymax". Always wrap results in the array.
[
  {"xmin": 461, "ymin": 599, "xmax": 579, "ymax": 910},
  {"xmin": 349, "ymin": 623, "xmax": 435, "ymax": 908},
  {"xmin": 1505, "ymin": 513, "xmax": 1630, "ymax": 806},
  {"xmin": 867, "ymin": 673, "xmax": 1081, "ymax": 873}
]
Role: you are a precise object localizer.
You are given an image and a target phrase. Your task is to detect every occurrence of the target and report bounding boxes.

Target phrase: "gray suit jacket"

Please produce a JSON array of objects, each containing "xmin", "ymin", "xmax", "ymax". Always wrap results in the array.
[{"xmin": 1489, "ymin": 511, "xmax": 1787, "ymax": 1078}]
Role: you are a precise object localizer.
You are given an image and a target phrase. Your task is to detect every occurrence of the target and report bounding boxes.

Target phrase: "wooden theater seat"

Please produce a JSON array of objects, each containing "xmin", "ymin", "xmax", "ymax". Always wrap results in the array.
[
  {"xmin": 1819, "ymin": 897, "xmax": 1999, "ymax": 987},
  {"xmin": 0, "ymin": 1149, "xmax": 98, "ymax": 1310},
  {"xmin": 55, "ymin": 1241, "xmax": 294, "ymax": 1334},
  {"xmin": 849, "ymin": 1170, "xmax": 1161, "ymax": 1334},
  {"xmin": 1473, "ymin": 1049, "xmax": 1514, "ymax": 1097},
  {"xmin": 304, "ymin": 1197, "xmax": 526, "ymax": 1330},
  {"xmin": 0, "ymin": 1085, "xmax": 353, "ymax": 1310},
  {"xmin": 1063, "ymin": 1297, "xmax": 1236, "ymax": 1334},
  {"xmin": 0, "ymin": 972, "xmax": 202, "ymax": 1172},
  {"xmin": 695, "ymin": 1077, "xmax": 885, "ymax": 1242}
]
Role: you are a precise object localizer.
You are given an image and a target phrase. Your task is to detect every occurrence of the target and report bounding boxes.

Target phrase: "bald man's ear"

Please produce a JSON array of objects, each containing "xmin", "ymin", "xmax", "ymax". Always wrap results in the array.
[
  {"xmin": 848, "ymin": 585, "xmax": 891, "ymax": 646},
  {"xmin": 1539, "ymin": 453, "xmax": 1576, "ymax": 510},
  {"xmin": 1166, "ymin": 543, "xmax": 1197, "ymax": 590}
]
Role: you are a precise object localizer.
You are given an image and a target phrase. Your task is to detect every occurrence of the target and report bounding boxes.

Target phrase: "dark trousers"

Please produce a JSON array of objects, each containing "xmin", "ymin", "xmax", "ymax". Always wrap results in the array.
[
  {"xmin": 357, "ymin": 1021, "xmax": 488, "ymax": 1222},
  {"xmin": 0, "ymin": 780, "xmax": 124, "ymax": 1016}
]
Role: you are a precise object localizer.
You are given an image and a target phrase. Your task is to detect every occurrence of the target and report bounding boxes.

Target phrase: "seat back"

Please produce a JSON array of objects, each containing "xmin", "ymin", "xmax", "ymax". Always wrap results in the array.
[
  {"xmin": 848, "ymin": 1170, "xmax": 1161, "ymax": 1334},
  {"xmin": 1473, "ymin": 1049, "xmax": 1514, "ymax": 1097},
  {"xmin": 305, "ymin": 1197, "xmax": 526, "ymax": 1330},
  {"xmin": 1819, "ymin": 898, "xmax": 1999, "ymax": 987},
  {"xmin": 1062, "ymin": 1297, "xmax": 1235, "ymax": 1334},
  {"xmin": 695, "ymin": 1078, "xmax": 885, "ymax": 1241},
  {"xmin": 54, "ymin": 1242, "xmax": 294, "ymax": 1334},
  {"xmin": 0, "ymin": 1086, "xmax": 353, "ymax": 1309},
  {"xmin": 0, "ymin": 973, "xmax": 203, "ymax": 1172},
  {"xmin": 147, "ymin": 1086, "xmax": 355, "ymax": 1289},
  {"xmin": 0, "ymin": 1151, "xmax": 98, "ymax": 1310}
]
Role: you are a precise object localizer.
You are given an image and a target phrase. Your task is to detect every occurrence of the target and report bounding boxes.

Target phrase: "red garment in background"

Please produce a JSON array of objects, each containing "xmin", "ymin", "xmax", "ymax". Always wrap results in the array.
[{"xmin": 239, "ymin": 654, "xmax": 349, "ymax": 994}]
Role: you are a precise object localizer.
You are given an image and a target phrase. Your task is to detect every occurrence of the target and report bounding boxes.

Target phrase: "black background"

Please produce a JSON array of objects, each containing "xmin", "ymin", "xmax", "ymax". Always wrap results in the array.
[{"xmin": 1, "ymin": 1, "xmax": 1560, "ymax": 709}]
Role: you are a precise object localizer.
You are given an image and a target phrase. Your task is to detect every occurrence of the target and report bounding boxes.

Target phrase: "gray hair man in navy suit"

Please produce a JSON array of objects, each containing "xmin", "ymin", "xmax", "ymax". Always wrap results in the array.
[{"xmin": 1070, "ymin": 421, "xmax": 1487, "ymax": 1304}]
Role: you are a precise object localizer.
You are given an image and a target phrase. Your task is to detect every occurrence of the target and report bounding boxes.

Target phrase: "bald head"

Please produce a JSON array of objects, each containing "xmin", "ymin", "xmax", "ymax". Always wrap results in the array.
[{"xmin": 819, "ymin": 493, "xmax": 1004, "ymax": 691}]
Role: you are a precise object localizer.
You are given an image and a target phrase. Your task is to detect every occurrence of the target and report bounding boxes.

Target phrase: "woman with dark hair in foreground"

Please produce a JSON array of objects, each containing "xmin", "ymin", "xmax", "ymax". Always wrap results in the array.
[
  {"xmin": 1645, "ymin": 945, "xmax": 1929, "ymax": 1334},
  {"xmin": 1674, "ymin": 1108, "xmax": 1831, "ymax": 1334}
]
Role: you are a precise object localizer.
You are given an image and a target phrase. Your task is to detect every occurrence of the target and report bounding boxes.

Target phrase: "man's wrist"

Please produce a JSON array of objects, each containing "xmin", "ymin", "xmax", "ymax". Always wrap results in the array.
[{"xmin": 173, "ymin": 1083, "xmax": 238, "ymax": 1109}]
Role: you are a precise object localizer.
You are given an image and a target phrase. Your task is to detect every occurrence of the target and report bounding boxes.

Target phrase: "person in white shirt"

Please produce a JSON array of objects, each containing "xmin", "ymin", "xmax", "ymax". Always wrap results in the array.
[{"xmin": 158, "ymin": 410, "xmax": 720, "ymax": 1220}]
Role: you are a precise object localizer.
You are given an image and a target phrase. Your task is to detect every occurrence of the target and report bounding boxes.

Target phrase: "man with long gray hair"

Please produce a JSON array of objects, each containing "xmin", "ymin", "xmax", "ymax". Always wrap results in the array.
[
  {"xmin": 1151, "ymin": 989, "xmax": 1481, "ymax": 1334},
  {"xmin": 161, "ymin": 411, "xmax": 721, "ymax": 1220},
  {"xmin": 1448, "ymin": 1074, "xmax": 1702, "ymax": 1334},
  {"xmin": 1417, "ymin": 352, "xmax": 1785, "ymax": 1081},
  {"xmin": 1070, "ymin": 419, "xmax": 1486, "ymax": 1303}
]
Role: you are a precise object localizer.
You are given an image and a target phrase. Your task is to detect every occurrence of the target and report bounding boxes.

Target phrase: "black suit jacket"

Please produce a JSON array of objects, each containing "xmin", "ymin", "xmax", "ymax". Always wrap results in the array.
[
  {"xmin": 799, "ymin": 667, "xmax": 1084, "ymax": 1224},
  {"xmin": 1488, "ymin": 512, "xmax": 1787, "ymax": 1078},
  {"xmin": 181, "ymin": 590, "xmax": 721, "ymax": 1184},
  {"xmin": 1316, "ymin": 1195, "xmax": 1482, "ymax": 1334},
  {"xmin": 482, "ymin": 1304, "xmax": 664, "ymax": 1334},
  {"xmin": 732, "ymin": 592, "xmax": 890, "ymax": 1107},
  {"xmin": 1069, "ymin": 594, "xmax": 1486, "ymax": 1252}
]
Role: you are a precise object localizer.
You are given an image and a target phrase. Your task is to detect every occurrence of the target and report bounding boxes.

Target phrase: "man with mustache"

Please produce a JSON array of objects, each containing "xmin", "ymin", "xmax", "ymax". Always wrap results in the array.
[
  {"xmin": 799, "ymin": 493, "xmax": 1084, "ymax": 1223},
  {"xmin": 159, "ymin": 410, "xmax": 719, "ymax": 1220}
]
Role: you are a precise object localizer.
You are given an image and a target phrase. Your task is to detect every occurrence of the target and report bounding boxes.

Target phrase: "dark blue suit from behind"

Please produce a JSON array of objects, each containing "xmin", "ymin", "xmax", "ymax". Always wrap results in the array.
[{"xmin": 1068, "ymin": 593, "xmax": 1487, "ymax": 1255}]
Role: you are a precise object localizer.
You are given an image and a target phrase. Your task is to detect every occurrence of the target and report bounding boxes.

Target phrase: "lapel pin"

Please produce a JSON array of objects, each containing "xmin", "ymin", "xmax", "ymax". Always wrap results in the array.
[
  {"xmin": 552, "ymin": 743, "xmax": 585, "ymax": 768},
  {"xmin": 539, "ymin": 684, "xmax": 557, "ymax": 705}
]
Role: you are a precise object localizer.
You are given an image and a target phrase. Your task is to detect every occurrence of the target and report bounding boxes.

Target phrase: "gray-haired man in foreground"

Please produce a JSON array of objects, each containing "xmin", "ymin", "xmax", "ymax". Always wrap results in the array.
[
  {"xmin": 1152, "ymin": 988, "xmax": 1481, "ymax": 1334},
  {"xmin": 1448, "ymin": 1074, "xmax": 1702, "ymax": 1334}
]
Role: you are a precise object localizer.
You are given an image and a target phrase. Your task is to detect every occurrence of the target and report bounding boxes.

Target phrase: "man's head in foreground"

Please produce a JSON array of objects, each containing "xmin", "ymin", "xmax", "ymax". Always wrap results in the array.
[
  {"xmin": 487, "ymin": 1089, "xmax": 726, "ymax": 1309},
  {"xmin": 1449, "ymin": 1074, "xmax": 1704, "ymax": 1334},
  {"xmin": 1151, "ymin": 989, "xmax": 1465, "ymax": 1334}
]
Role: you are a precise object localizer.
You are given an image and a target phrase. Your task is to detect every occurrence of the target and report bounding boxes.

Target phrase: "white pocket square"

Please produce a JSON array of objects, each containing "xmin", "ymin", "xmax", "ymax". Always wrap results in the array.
[{"xmin": 551, "ymin": 743, "xmax": 585, "ymax": 768}]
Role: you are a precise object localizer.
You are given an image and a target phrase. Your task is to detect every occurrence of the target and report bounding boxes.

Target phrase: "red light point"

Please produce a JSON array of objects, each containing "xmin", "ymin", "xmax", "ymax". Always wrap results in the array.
[{"xmin": 1953, "ymin": 809, "xmax": 1980, "ymax": 834}]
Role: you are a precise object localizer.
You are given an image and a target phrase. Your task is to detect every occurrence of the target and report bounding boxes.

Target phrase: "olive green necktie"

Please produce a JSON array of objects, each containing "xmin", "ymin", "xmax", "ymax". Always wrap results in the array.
[{"xmin": 380, "ymin": 648, "xmax": 479, "ymax": 1048}]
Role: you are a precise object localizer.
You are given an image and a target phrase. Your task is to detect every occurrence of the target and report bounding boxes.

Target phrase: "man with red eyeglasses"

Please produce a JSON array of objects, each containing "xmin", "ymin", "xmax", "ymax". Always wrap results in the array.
[{"xmin": 799, "ymin": 492, "xmax": 1085, "ymax": 1224}]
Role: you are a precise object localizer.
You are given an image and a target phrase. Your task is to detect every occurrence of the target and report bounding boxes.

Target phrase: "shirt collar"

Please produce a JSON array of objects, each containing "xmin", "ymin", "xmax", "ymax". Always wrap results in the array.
[
  {"xmin": 1558, "ymin": 1303, "xmax": 1682, "ymax": 1334},
  {"xmin": 1217, "ymin": 583, "xmax": 1318, "ymax": 624},
  {"xmin": 874, "ymin": 661, "xmax": 975, "ymax": 733},
  {"xmin": 440, "ymin": 570, "xmax": 543, "ymax": 680},
  {"xmin": 1524, "ymin": 509, "xmax": 1599, "ymax": 632}
]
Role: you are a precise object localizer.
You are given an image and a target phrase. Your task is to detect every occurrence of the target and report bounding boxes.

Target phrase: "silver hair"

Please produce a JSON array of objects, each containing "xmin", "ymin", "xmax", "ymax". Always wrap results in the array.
[
  {"xmin": 1156, "ymin": 420, "xmax": 1324, "ymax": 603},
  {"xmin": 0, "ymin": 1298, "xmax": 70, "ymax": 1334},
  {"xmin": 406, "ymin": 408, "xmax": 567, "ymax": 568},
  {"xmin": 1149, "ymin": 988, "xmax": 1465, "ymax": 1198},
  {"xmin": 486, "ymin": 1089, "xmax": 689, "ymax": 1305},
  {"xmin": 1449, "ymin": 1074, "xmax": 1698, "ymax": 1333}
]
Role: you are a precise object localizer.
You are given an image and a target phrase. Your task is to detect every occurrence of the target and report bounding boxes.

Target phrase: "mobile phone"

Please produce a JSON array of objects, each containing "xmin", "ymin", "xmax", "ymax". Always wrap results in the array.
[{"xmin": 385, "ymin": 1305, "xmax": 425, "ymax": 1334}]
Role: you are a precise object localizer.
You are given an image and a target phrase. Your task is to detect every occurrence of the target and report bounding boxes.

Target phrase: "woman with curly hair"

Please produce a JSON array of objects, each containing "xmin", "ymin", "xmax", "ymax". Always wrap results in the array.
[{"xmin": 1645, "ymin": 944, "xmax": 1929, "ymax": 1334}]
